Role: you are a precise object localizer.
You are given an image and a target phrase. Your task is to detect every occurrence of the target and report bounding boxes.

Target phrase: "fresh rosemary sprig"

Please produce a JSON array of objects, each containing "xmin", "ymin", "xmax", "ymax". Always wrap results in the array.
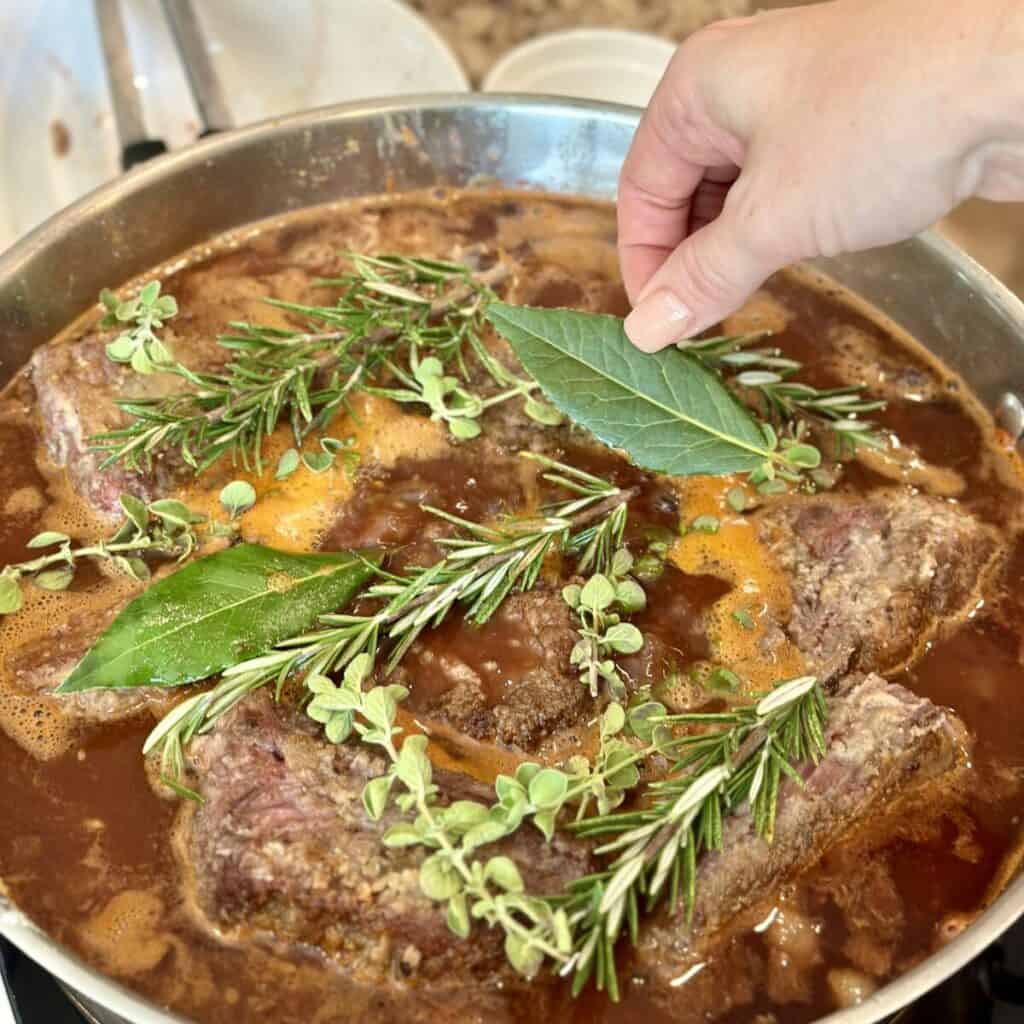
[
  {"xmin": 334, "ymin": 255, "xmax": 559, "ymax": 438},
  {"xmin": 557, "ymin": 675, "xmax": 827, "ymax": 998},
  {"xmin": 93, "ymin": 255, "xmax": 510, "ymax": 474},
  {"xmin": 99, "ymin": 280, "xmax": 178, "ymax": 374},
  {"xmin": 686, "ymin": 332, "xmax": 887, "ymax": 455},
  {"xmin": 0, "ymin": 494, "xmax": 206, "ymax": 615},
  {"xmin": 143, "ymin": 454, "xmax": 636, "ymax": 779}
]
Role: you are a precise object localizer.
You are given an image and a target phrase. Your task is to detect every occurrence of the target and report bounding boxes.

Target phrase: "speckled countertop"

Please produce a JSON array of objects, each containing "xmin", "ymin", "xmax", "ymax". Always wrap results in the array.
[{"xmin": 408, "ymin": 0, "xmax": 751, "ymax": 84}]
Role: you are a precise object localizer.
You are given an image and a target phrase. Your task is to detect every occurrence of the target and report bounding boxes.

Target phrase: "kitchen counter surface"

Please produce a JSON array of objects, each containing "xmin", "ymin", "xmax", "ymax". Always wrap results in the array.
[{"xmin": 408, "ymin": 0, "xmax": 750, "ymax": 83}]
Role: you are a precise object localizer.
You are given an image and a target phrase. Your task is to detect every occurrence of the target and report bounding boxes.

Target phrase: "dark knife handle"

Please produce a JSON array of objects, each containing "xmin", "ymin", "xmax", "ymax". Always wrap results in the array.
[
  {"xmin": 92, "ymin": 0, "xmax": 168, "ymax": 171},
  {"xmin": 121, "ymin": 139, "xmax": 169, "ymax": 171}
]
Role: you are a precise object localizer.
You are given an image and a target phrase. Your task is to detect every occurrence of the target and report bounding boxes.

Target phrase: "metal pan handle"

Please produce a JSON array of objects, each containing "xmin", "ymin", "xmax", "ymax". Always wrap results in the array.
[{"xmin": 159, "ymin": 0, "xmax": 234, "ymax": 136}]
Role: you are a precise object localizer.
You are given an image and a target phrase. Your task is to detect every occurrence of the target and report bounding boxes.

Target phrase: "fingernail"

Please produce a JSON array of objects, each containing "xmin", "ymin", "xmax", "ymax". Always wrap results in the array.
[{"xmin": 624, "ymin": 289, "xmax": 694, "ymax": 352}]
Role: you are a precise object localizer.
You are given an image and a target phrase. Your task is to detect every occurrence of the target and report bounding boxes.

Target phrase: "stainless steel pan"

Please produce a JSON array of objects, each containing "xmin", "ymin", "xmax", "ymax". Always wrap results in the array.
[{"xmin": 1, "ymin": 94, "xmax": 1023, "ymax": 1024}]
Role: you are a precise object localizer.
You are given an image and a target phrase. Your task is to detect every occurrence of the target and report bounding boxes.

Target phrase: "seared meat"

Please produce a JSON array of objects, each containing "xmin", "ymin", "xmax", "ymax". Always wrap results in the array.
[
  {"xmin": 29, "ymin": 262, "xmax": 313, "ymax": 520},
  {"xmin": 758, "ymin": 493, "xmax": 1000, "ymax": 681},
  {"xmin": 476, "ymin": 398, "xmax": 577, "ymax": 458},
  {"xmin": 394, "ymin": 586, "xmax": 589, "ymax": 752},
  {"xmin": 408, "ymin": 572, "xmax": 721, "ymax": 752},
  {"xmin": 635, "ymin": 674, "xmax": 965, "ymax": 1005},
  {"xmin": 4, "ymin": 582, "xmax": 169, "ymax": 721},
  {"xmin": 182, "ymin": 693, "xmax": 587, "ymax": 1016},
  {"xmin": 180, "ymin": 676, "xmax": 963, "ymax": 1022},
  {"xmin": 322, "ymin": 448, "xmax": 526, "ymax": 566},
  {"xmin": 29, "ymin": 333, "xmax": 205, "ymax": 520}
]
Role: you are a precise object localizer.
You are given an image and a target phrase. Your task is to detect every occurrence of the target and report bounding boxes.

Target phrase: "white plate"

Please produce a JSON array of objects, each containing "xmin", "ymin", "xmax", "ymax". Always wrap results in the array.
[
  {"xmin": 0, "ymin": 0, "xmax": 468, "ymax": 253},
  {"xmin": 483, "ymin": 28, "xmax": 676, "ymax": 109}
]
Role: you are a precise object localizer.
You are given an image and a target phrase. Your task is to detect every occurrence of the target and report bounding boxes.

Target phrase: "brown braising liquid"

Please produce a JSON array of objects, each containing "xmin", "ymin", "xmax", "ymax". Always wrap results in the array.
[{"xmin": 0, "ymin": 190, "xmax": 1022, "ymax": 1024}]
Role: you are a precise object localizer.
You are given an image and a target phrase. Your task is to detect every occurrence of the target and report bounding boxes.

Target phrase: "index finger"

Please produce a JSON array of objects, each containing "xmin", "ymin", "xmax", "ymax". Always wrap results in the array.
[
  {"xmin": 618, "ymin": 102, "xmax": 704, "ymax": 303},
  {"xmin": 617, "ymin": 55, "xmax": 739, "ymax": 303}
]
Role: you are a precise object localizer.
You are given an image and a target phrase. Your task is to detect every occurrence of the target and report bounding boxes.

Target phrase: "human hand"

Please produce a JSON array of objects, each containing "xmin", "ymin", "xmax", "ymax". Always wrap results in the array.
[{"xmin": 619, "ymin": 0, "xmax": 1024, "ymax": 351}]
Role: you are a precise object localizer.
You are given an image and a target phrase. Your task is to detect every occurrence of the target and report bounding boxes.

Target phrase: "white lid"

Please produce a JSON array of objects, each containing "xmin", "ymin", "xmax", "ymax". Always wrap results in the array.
[{"xmin": 482, "ymin": 28, "xmax": 676, "ymax": 108}]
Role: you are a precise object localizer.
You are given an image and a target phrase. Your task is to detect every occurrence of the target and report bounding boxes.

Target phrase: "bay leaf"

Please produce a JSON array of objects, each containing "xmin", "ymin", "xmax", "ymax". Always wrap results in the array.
[
  {"xmin": 59, "ymin": 544, "xmax": 377, "ymax": 692},
  {"xmin": 486, "ymin": 303, "xmax": 772, "ymax": 477}
]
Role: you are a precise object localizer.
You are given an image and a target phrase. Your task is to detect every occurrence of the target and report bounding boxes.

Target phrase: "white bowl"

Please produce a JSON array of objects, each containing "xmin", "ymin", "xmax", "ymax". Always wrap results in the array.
[
  {"xmin": 0, "ymin": 0, "xmax": 468, "ymax": 253},
  {"xmin": 483, "ymin": 28, "xmax": 676, "ymax": 108}
]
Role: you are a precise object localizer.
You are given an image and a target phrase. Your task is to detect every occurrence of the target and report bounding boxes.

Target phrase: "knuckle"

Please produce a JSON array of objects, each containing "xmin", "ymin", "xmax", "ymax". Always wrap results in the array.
[
  {"xmin": 667, "ymin": 32, "xmax": 721, "ymax": 113},
  {"xmin": 659, "ymin": 34, "xmax": 748, "ymax": 167},
  {"xmin": 676, "ymin": 235, "xmax": 740, "ymax": 307},
  {"xmin": 723, "ymin": 175, "xmax": 805, "ymax": 269},
  {"xmin": 677, "ymin": 15, "xmax": 753, "ymax": 59},
  {"xmin": 810, "ymin": 204, "xmax": 855, "ymax": 259}
]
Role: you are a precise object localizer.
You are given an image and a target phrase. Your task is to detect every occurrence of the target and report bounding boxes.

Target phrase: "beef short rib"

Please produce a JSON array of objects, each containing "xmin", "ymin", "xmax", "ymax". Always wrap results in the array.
[
  {"xmin": 758, "ymin": 493, "xmax": 1000, "ymax": 681},
  {"xmin": 392, "ymin": 586, "xmax": 589, "ymax": 753},
  {"xmin": 635, "ymin": 673, "xmax": 965, "ymax": 1009},
  {"xmin": 179, "ymin": 674, "xmax": 963, "ymax": 1020},
  {"xmin": 29, "ymin": 261, "xmax": 309, "ymax": 521},
  {"xmin": 181, "ymin": 694, "xmax": 587, "ymax": 1017},
  {"xmin": 4, "ymin": 580, "xmax": 171, "ymax": 721}
]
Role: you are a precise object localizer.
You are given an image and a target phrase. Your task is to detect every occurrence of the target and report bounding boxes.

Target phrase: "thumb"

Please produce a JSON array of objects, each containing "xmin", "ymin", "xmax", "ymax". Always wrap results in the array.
[{"xmin": 623, "ymin": 203, "xmax": 788, "ymax": 352}]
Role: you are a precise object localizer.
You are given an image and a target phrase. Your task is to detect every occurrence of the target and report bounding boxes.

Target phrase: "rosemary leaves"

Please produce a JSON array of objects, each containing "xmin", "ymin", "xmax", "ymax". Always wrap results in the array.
[
  {"xmin": 142, "ymin": 454, "xmax": 636, "ymax": 779},
  {"xmin": 559, "ymin": 675, "xmax": 827, "ymax": 997},
  {"xmin": 685, "ymin": 331, "xmax": 887, "ymax": 455},
  {"xmin": 93, "ymin": 254, "xmax": 559, "ymax": 475}
]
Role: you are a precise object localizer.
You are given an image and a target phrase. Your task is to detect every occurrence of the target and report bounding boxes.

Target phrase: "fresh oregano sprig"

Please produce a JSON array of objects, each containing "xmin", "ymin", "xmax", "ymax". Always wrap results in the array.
[
  {"xmin": 370, "ymin": 338, "xmax": 562, "ymax": 441},
  {"xmin": 310, "ymin": 652, "xmax": 576, "ymax": 976},
  {"xmin": 99, "ymin": 280, "xmax": 178, "ymax": 375},
  {"xmin": 370, "ymin": 350, "xmax": 487, "ymax": 440},
  {"xmin": 563, "ymin": 702, "xmax": 653, "ymax": 821},
  {"xmin": 308, "ymin": 655, "xmax": 678, "ymax": 979},
  {"xmin": 0, "ymin": 493, "xmax": 206, "ymax": 615},
  {"xmin": 563, "ymin": 549, "xmax": 647, "ymax": 699},
  {"xmin": 218, "ymin": 480, "xmax": 256, "ymax": 518}
]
